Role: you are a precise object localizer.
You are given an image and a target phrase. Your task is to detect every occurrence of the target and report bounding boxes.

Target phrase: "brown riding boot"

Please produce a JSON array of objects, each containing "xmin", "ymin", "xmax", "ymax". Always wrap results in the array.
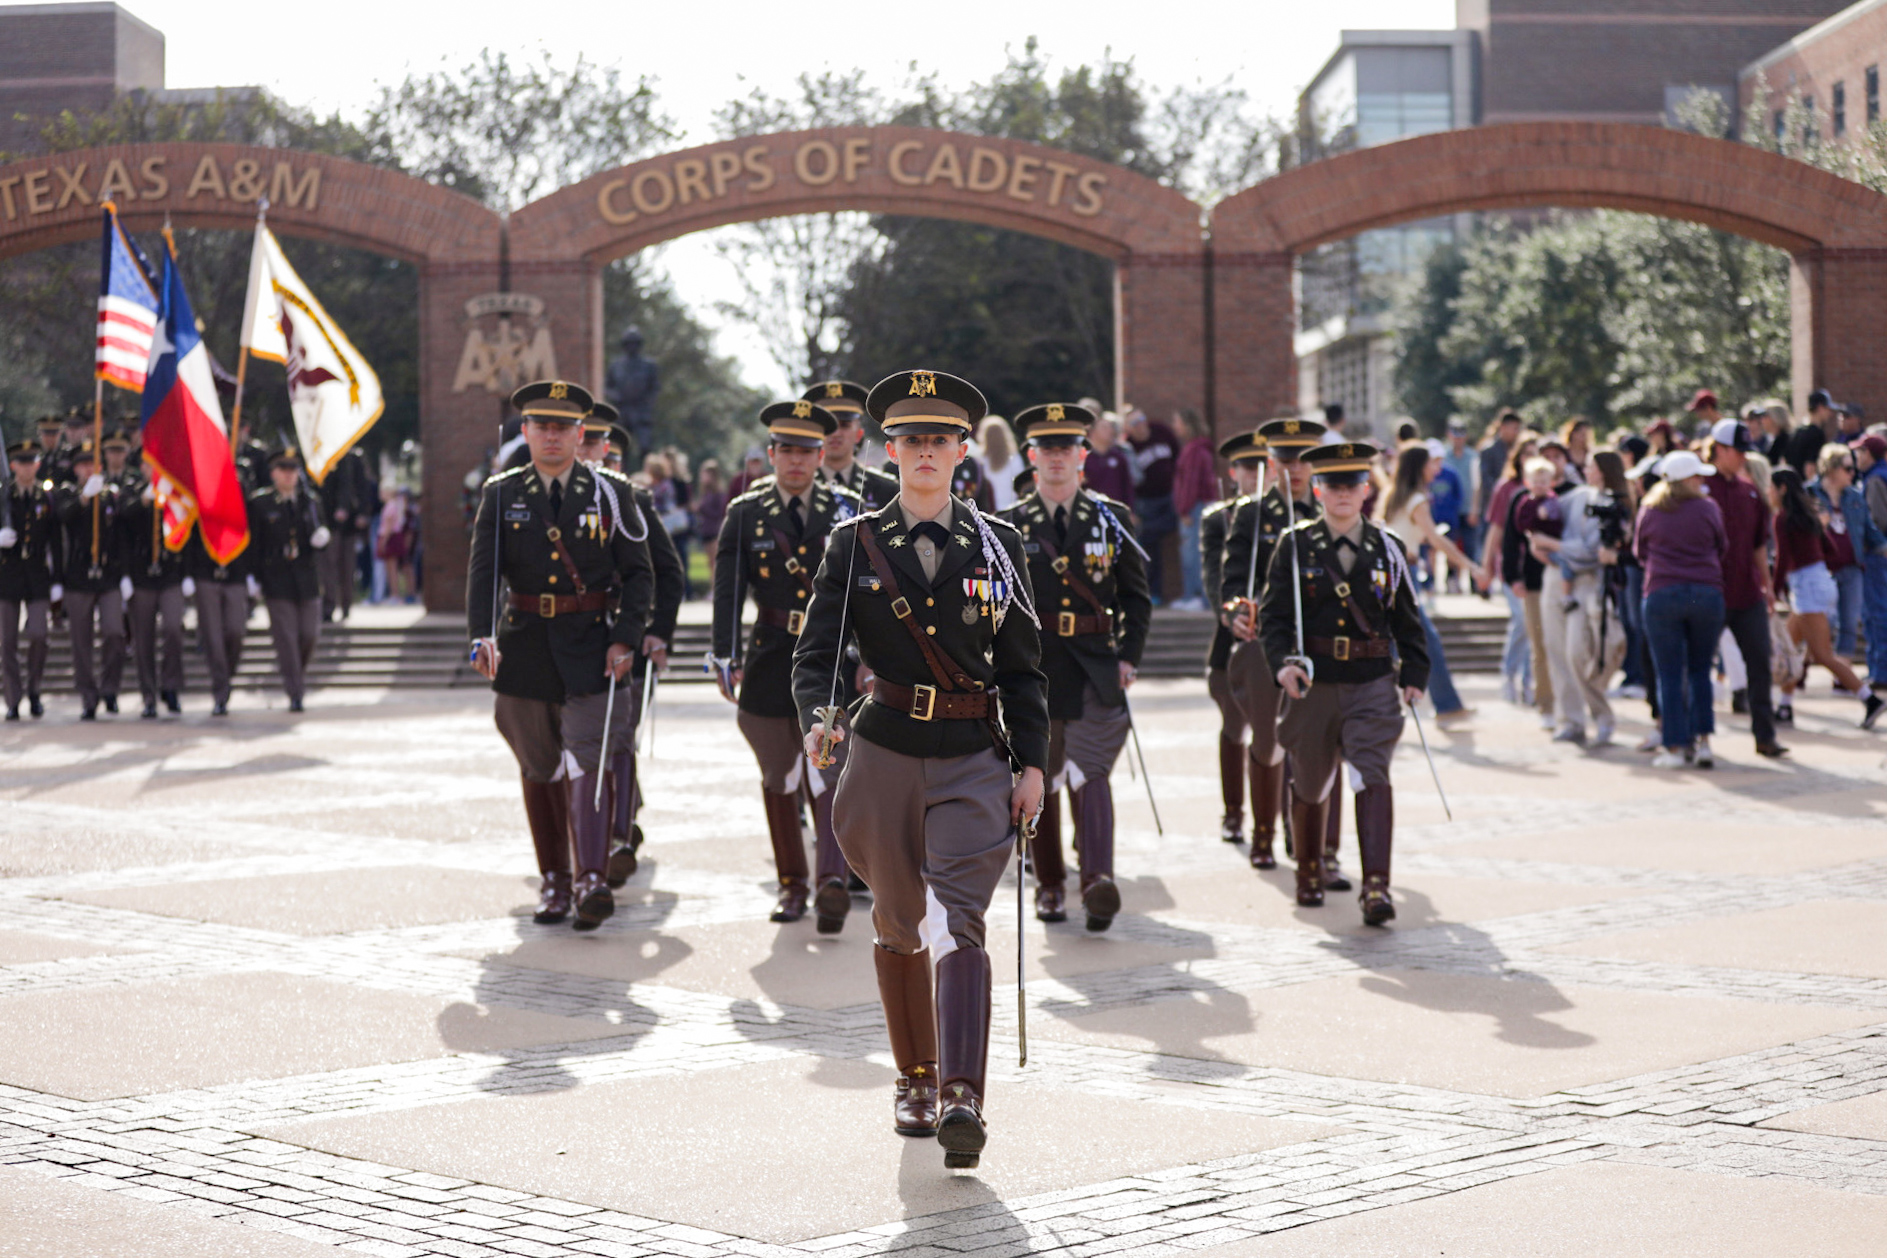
[
  {"xmin": 521, "ymin": 776, "xmax": 572, "ymax": 923},
  {"xmin": 605, "ymin": 747, "xmax": 641, "ymax": 887},
  {"xmin": 1074, "ymin": 781, "xmax": 1119, "ymax": 931},
  {"xmin": 1292, "ymin": 793, "xmax": 1329, "ymax": 907},
  {"xmin": 1356, "ymin": 783, "xmax": 1396, "ymax": 926},
  {"xmin": 762, "ymin": 788, "xmax": 811, "ymax": 922},
  {"xmin": 569, "ymin": 776, "xmax": 615, "ymax": 931},
  {"xmin": 1218, "ymin": 735, "xmax": 1245, "ymax": 843},
  {"xmin": 1249, "ymin": 758, "xmax": 1283, "ymax": 871},
  {"xmin": 874, "ymin": 947, "xmax": 939, "ymax": 1135},
  {"xmin": 936, "ymin": 946, "xmax": 992, "ymax": 1168},
  {"xmin": 1324, "ymin": 769, "xmax": 1352, "ymax": 892},
  {"xmin": 811, "ymin": 785, "xmax": 851, "ymax": 934},
  {"xmin": 1031, "ymin": 790, "xmax": 1067, "ymax": 923}
]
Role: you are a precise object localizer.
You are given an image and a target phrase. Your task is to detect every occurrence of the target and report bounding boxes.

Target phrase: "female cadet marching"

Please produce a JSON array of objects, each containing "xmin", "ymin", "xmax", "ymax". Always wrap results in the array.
[
  {"xmin": 711, "ymin": 400, "xmax": 864, "ymax": 931},
  {"xmin": 467, "ymin": 380, "xmax": 655, "ymax": 932},
  {"xmin": 792, "ymin": 369, "xmax": 1048, "ymax": 1170},
  {"xmin": 1000, "ymin": 402, "xmax": 1151, "ymax": 932},
  {"xmin": 1256, "ymin": 440, "xmax": 1427, "ymax": 924}
]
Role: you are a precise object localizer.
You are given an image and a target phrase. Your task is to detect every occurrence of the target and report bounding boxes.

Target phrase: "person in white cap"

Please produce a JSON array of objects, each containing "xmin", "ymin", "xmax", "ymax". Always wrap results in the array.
[{"xmin": 1632, "ymin": 450, "xmax": 1726, "ymax": 768}]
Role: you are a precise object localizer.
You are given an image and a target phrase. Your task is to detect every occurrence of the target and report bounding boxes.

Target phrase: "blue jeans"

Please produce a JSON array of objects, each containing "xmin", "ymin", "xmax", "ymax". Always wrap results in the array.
[
  {"xmin": 1177, "ymin": 503, "xmax": 1205, "ymax": 603},
  {"xmin": 1417, "ymin": 603, "xmax": 1465, "ymax": 714},
  {"xmin": 1865, "ymin": 552, "xmax": 1887, "ymax": 688},
  {"xmin": 1621, "ymin": 565, "xmax": 1647, "ymax": 688},
  {"xmin": 1136, "ymin": 493, "xmax": 1178, "ymax": 603},
  {"xmin": 1644, "ymin": 583, "xmax": 1724, "ymax": 750},
  {"xmin": 1501, "ymin": 584, "xmax": 1531, "ymax": 693},
  {"xmin": 1832, "ymin": 563, "xmax": 1864, "ymax": 658}
]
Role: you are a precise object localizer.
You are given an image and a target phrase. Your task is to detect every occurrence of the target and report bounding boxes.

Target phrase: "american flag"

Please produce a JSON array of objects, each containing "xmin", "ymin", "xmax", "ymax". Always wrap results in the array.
[{"xmin": 95, "ymin": 201, "xmax": 160, "ymax": 391}]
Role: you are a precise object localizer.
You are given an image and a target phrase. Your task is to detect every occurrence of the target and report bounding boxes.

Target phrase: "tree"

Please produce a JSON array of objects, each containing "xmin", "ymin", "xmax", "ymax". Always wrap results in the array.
[{"xmin": 1393, "ymin": 242, "xmax": 1476, "ymax": 432}]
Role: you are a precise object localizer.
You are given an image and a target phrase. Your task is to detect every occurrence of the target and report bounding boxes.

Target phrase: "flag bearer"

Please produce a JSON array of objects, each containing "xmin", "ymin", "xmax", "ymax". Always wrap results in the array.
[
  {"xmin": 1258, "ymin": 440, "xmax": 1427, "ymax": 925},
  {"xmin": 1001, "ymin": 402, "xmax": 1151, "ymax": 932},
  {"xmin": 793, "ymin": 369, "xmax": 1047, "ymax": 1169},
  {"xmin": 122, "ymin": 459, "xmax": 187, "ymax": 718},
  {"xmin": 53, "ymin": 442, "xmax": 128, "ymax": 719},
  {"xmin": 0, "ymin": 442, "xmax": 56, "ymax": 720},
  {"xmin": 467, "ymin": 381, "xmax": 655, "ymax": 931},
  {"xmin": 247, "ymin": 446, "xmax": 329, "ymax": 713}
]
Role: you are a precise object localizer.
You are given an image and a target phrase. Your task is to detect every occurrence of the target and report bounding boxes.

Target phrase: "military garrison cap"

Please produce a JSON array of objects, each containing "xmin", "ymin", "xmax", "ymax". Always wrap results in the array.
[
  {"xmin": 1301, "ymin": 439, "xmax": 1381, "ymax": 484},
  {"xmin": 1255, "ymin": 416, "xmax": 1327, "ymax": 461},
  {"xmin": 1218, "ymin": 430, "xmax": 1267, "ymax": 464},
  {"xmin": 802, "ymin": 380, "xmax": 869, "ymax": 415},
  {"xmin": 8, "ymin": 440, "xmax": 41, "ymax": 462},
  {"xmin": 1012, "ymin": 465, "xmax": 1037, "ymax": 498},
  {"xmin": 761, "ymin": 399, "xmax": 837, "ymax": 449},
  {"xmin": 582, "ymin": 400, "xmax": 620, "ymax": 437},
  {"xmin": 868, "ymin": 370, "xmax": 986, "ymax": 437},
  {"xmin": 70, "ymin": 441, "xmax": 96, "ymax": 463},
  {"xmin": 1014, "ymin": 402, "xmax": 1095, "ymax": 447},
  {"xmin": 268, "ymin": 444, "xmax": 303, "ymax": 468},
  {"xmin": 36, "ymin": 415, "xmax": 62, "ymax": 432},
  {"xmin": 511, "ymin": 379, "xmax": 592, "ymax": 423},
  {"xmin": 101, "ymin": 429, "xmax": 132, "ymax": 451}
]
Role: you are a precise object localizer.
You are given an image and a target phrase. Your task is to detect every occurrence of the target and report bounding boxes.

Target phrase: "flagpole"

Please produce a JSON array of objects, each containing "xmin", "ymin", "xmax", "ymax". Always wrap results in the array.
[
  {"xmin": 90, "ymin": 378, "xmax": 103, "ymax": 569},
  {"xmin": 230, "ymin": 347, "xmax": 249, "ymax": 451}
]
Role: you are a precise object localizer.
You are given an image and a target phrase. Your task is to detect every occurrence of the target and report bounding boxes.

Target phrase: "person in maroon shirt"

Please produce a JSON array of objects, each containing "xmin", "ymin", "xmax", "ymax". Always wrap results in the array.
[
  {"xmin": 1081, "ymin": 413, "xmax": 1135, "ymax": 505},
  {"xmin": 1124, "ymin": 408, "xmax": 1180, "ymax": 602},
  {"xmin": 1705, "ymin": 420, "xmax": 1787, "ymax": 757},
  {"xmin": 1769, "ymin": 467, "xmax": 1882, "ymax": 728}
]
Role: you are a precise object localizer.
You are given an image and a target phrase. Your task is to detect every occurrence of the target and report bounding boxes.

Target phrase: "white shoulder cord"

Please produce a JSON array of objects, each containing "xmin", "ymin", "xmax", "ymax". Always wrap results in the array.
[
  {"xmin": 1379, "ymin": 523, "xmax": 1412, "ymax": 601},
  {"xmin": 1084, "ymin": 489, "xmax": 1151, "ymax": 561},
  {"xmin": 590, "ymin": 470, "xmax": 647, "ymax": 543},
  {"xmin": 965, "ymin": 499, "xmax": 1040, "ymax": 630}
]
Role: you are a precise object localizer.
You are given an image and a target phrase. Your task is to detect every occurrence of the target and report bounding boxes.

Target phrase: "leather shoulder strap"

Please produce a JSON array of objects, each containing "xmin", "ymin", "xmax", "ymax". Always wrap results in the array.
[
  {"xmin": 856, "ymin": 522, "xmax": 976, "ymax": 692},
  {"xmin": 1030, "ymin": 526, "xmax": 1110, "ymax": 619}
]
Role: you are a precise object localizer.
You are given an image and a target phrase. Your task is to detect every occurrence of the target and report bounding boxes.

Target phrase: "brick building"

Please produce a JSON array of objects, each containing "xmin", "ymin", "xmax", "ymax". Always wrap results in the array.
[
  {"xmin": 1740, "ymin": 0, "xmax": 1887, "ymax": 142},
  {"xmin": 1297, "ymin": 0, "xmax": 1857, "ymax": 431}
]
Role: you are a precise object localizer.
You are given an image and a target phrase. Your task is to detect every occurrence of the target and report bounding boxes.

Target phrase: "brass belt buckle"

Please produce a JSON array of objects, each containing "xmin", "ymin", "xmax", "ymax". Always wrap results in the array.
[
  {"xmin": 1051, "ymin": 556, "xmax": 1069, "ymax": 573},
  {"xmin": 786, "ymin": 609, "xmax": 805, "ymax": 635},
  {"xmin": 785, "ymin": 557, "xmax": 802, "ymax": 575},
  {"xmin": 1332, "ymin": 635, "xmax": 1350, "ymax": 661},
  {"xmin": 891, "ymin": 596, "xmax": 912, "ymax": 619},
  {"xmin": 910, "ymin": 684, "xmax": 937, "ymax": 721},
  {"xmin": 538, "ymin": 593, "xmax": 558, "ymax": 618},
  {"xmin": 1057, "ymin": 611, "xmax": 1076, "ymax": 636}
]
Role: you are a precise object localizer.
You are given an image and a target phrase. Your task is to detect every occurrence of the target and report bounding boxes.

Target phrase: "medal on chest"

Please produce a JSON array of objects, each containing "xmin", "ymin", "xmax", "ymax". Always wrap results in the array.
[{"xmin": 1083, "ymin": 539, "xmax": 1113, "ymax": 578}]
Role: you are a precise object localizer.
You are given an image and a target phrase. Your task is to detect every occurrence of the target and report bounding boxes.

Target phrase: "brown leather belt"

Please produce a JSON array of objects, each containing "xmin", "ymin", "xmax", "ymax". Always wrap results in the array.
[
  {"xmin": 509, "ymin": 590, "xmax": 610, "ymax": 618},
  {"xmin": 1307, "ymin": 635, "xmax": 1391, "ymax": 661},
  {"xmin": 870, "ymin": 680, "xmax": 991, "ymax": 721},
  {"xmin": 755, "ymin": 605, "xmax": 808, "ymax": 635},
  {"xmin": 1054, "ymin": 610, "xmax": 1112, "ymax": 637}
]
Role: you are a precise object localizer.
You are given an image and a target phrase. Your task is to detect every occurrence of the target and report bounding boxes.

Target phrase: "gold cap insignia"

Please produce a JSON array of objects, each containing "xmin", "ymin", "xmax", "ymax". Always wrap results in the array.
[
  {"xmin": 1046, "ymin": 403, "xmax": 1065, "ymax": 421},
  {"xmin": 549, "ymin": 382, "xmax": 569, "ymax": 400},
  {"xmin": 793, "ymin": 400, "xmax": 813, "ymax": 419},
  {"xmin": 1284, "ymin": 419, "xmax": 1300, "ymax": 434},
  {"xmin": 825, "ymin": 382, "xmax": 844, "ymax": 398},
  {"xmin": 909, "ymin": 371, "xmax": 937, "ymax": 397},
  {"xmin": 1341, "ymin": 444, "xmax": 1354, "ymax": 457}
]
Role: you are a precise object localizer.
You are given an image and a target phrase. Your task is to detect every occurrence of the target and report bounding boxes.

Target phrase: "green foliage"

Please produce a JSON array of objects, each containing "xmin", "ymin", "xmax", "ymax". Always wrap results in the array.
[{"xmin": 1401, "ymin": 211, "xmax": 1788, "ymax": 430}]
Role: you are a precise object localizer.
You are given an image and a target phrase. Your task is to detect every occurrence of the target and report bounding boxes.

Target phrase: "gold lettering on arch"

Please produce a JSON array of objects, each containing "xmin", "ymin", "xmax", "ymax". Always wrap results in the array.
[
  {"xmin": 795, "ymin": 140, "xmax": 839, "ymax": 186},
  {"xmin": 887, "ymin": 140, "xmax": 923, "ymax": 186},
  {"xmin": 597, "ymin": 176, "xmax": 635, "ymax": 224},
  {"xmin": 966, "ymin": 147, "xmax": 1006, "ymax": 193}
]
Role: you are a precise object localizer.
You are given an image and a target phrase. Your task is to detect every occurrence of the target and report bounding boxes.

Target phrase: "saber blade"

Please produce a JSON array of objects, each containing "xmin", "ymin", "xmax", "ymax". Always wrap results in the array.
[
  {"xmin": 1406, "ymin": 700, "xmax": 1453, "ymax": 821},
  {"xmin": 1124, "ymin": 699, "xmax": 1163, "ymax": 836},
  {"xmin": 594, "ymin": 667, "xmax": 618, "ymax": 809},
  {"xmin": 1017, "ymin": 815, "xmax": 1033, "ymax": 1068}
]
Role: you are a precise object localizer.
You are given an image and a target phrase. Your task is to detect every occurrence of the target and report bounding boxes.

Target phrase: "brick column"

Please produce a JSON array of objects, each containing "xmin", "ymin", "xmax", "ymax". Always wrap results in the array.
[
  {"xmin": 1209, "ymin": 250, "xmax": 1296, "ymax": 440},
  {"xmin": 1791, "ymin": 247, "xmax": 1887, "ymax": 423},
  {"xmin": 1116, "ymin": 251, "xmax": 1207, "ymax": 424},
  {"xmin": 418, "ymin": 260, "xmax": 503, "ymax": 614}
]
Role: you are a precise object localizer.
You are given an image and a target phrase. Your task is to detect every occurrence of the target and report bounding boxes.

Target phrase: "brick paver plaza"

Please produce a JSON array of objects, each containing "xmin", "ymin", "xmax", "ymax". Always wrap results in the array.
[{"xmin": 4, "ymin": 674, "xmax": 1886, "ymax": 1255}]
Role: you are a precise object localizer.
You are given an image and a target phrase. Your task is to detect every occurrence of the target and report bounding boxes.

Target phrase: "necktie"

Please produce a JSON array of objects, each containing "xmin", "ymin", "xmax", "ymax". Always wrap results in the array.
[
  {"xmin": 548, "ymin": 477, "xmax": 563, "ymax": 520},
  {"xmin": 789, "ymin": 496, "xmax": 804, "ymax": 533},
  {"xmin": 1053, "ymin": 505, "xmax": 1068, "ymax": 546},
  {"xmin": 912, "ymin": 521, "xmax": 949, "ymax": 547}
]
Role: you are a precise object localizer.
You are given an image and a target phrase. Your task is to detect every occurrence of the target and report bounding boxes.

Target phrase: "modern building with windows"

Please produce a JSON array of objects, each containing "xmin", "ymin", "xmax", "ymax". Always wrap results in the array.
[{"xmin": 1740, "ymin": 0, "xmax": 1887, "ymax": 144}]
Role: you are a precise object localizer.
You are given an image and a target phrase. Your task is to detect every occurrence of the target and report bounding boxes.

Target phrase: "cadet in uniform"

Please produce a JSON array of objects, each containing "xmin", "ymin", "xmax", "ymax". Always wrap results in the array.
[
  {"xmin": 0, "ymin": 442, "xmax": 56, "ymax": 719},
  {"xmin": 53, "ymin": 442, "xmax": 127, "ymax": 718},
  {"xmin": 806, "ymin": 380, "xmax": 898, "ymax": 511},
  {"xmin": 793, "ymin": 369, "xmax": 1047, "ymax": 1169},
  {"xmin": 1001, "ymin": 403, "xmax": 1151, "ymax": 931},
  {"xmin": 468, "ymin": 381, "xmax": 655, "ymax": 931},
  {"xmin": 577, "ymin": 402, "xmax": 684, "ymax": 886},
  {"xmin": 1221, "ymin": 416, "xmax": 1353, "ymax": 883},
  {"xmin": 186, "ymin": 518, "xmax": 251, "ymax": 717},
  {"xmin": 712, "ymin": 399, "xmax": 864, "ymax": 929},
  {"xmin": 121, "ymin": 457, "xmax": 187, "ymax": 717},
  {"xmin": 1258, "ymin": 440, "xmax": 1427, "ymax": 924},
  {"xmin": 318, "ymin": 445, "xmax": 377, "ymax": 622},
  {"xmin": 1201, "ymin": 431, "xmax": 1265, "ymax": 843},
  {"xmin": 248, "ymin": 447, "xmax": 329, "ymax": 712}
]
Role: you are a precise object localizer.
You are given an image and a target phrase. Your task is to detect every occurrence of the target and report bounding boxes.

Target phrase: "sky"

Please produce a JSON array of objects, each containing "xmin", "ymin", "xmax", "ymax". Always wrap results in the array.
[{"xmin": 120, "ymin": 0, "xmax": 1457, "ymax": 393}]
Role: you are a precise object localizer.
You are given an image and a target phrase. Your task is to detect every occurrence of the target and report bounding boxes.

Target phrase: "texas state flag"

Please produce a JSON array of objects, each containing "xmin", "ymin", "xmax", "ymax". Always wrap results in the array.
[{"xmin": 138, "ymin": 250, "xmax": 249, "ymax": 565}]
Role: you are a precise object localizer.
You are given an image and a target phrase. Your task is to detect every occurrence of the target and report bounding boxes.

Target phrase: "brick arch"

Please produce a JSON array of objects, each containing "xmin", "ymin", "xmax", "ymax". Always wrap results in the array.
[
  {"xmin": 1209, "ymin": 122, "xmax": 1887, "ymax": 430},
  {"xmin": 504, "ymin": 125, "xmax": 1207, "ymax": 452}
]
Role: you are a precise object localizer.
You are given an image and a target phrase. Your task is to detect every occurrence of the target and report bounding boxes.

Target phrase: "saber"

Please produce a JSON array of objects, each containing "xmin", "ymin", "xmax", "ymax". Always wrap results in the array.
[
  {"xmin": 1405, "ymin": 699, "xmax": 1452, "ymax": 821},
  {"xmin": 1279, "ymin": 473, "xmax": 1314, "ymax": 689},
  {"xmin": 1123, "ymin": 697, "xmax": 1163, "ymax": 835},
  {"xmin": 636, "ymin": 653, "xmax": 657, "ymax": 756},
  {"xmin": 594, "ymin": 663, "xmax": 619, "ymax": 809},
  {"xmin": 1016, "ymin": 813, "xmax": 1034, "ymax": 1068}
]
